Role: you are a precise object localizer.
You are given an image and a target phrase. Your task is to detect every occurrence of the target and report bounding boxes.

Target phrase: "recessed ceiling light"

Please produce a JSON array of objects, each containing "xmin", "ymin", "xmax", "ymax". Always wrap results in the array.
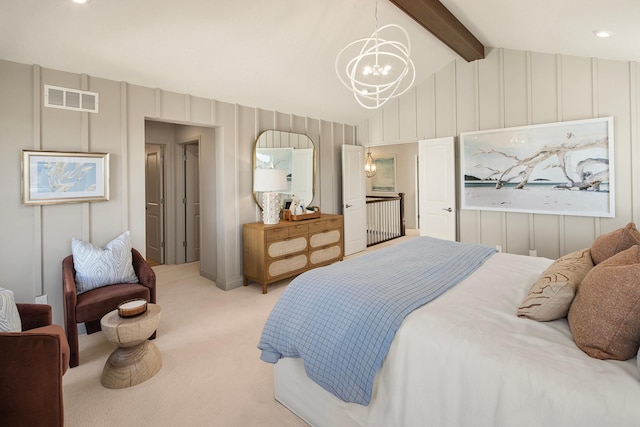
[
  {"xmin": 593, "ymin": 30, "xmax": 612, "ymax": 38},
  {"xmin": 72, "ymin": 0, "xmax": 90, "ymax": 4}
]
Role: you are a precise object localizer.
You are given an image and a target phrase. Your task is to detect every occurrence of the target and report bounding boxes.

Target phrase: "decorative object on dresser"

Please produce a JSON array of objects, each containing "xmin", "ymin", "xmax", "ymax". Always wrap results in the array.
[
  {"xmin": 243, "ymin": 214, "xmax": 343, "ymax": 294},
  {"xmin": 253, "ymin": 168, "xmax": 288, "ymax": 225},
  {"xmin": 282, "ymin": 205, "xmax": 321, "ymax": 221}
]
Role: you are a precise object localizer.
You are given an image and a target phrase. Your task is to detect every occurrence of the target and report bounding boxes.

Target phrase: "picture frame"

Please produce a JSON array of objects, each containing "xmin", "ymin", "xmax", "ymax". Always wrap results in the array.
[
  {"xmin": 21, "ymin": 150, "xmax": 110, "ymax": 205},
  {"xmin": 460, "ymin": 117, "xmax": 614, "ymax": 217},
  {"xmin": 371, "ymin": 154, "xmax": 397, "ymax": 195}
]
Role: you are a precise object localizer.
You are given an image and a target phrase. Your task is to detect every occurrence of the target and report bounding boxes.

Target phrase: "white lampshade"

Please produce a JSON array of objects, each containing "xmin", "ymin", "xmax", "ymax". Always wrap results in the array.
[
  {"xmin": 254, "ymin": 168, "xmax": 287, "ymax": 224},
  {"xmin": 253, "ymin": 168, "xmax": 287, "ymax": 192}
]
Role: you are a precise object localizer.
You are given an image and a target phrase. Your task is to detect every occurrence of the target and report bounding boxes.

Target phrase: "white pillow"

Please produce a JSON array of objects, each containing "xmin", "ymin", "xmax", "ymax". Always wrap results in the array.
[
  {"xmin": 72, "ymin": 231, "xmax": 139, "ymax": 295},
  {"xmin": 0, "ymin": 288, "xmax": 22, "ymax": 332}
]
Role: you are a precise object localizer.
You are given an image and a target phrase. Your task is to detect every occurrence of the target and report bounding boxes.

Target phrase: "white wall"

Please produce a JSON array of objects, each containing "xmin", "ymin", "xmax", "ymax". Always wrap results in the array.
[
  {"xmin": 0, "ymin": 59, "xmax": 355, "ymax": 326},
  {"xmin": 359, "ymin": 48, "xmax": 640, "ymax": 259}
]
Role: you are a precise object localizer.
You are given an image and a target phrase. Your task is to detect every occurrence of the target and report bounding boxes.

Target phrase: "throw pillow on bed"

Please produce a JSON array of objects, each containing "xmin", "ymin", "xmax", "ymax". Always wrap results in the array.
[
  {"xmin": 568, "ymin": 245, "xmax": 640, "ymax": 361},
  {"xmin": 517, "ymin": 248, "xmax": 593, "ymax": 321},
  {"xmin": 0, "ymin": 287, "xmax": 22, "ymax": 332},
  {"xmin": 72, "ymin": 231, "xmax": 139, "ymax": 295},
  {"xmin": 590, "ymin": 222, "xmax": 640, "ymax": 265}
]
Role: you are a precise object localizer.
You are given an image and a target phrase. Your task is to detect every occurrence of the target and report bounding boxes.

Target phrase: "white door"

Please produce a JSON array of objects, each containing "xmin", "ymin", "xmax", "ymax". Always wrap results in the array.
[
  {"xmin": 418, "ymin": 137, "xmax": 456, "ymax": 241},
  {"xmin": 341, "ymin": 145, "xmax": 366, "ymax": 256},
  {"xmin": 145, "ymin": 144, "xmax": 164, "ymax": 263},
  {"xmin": 185, "ymin": 143, "xmax": 200, "ymax": 262}
]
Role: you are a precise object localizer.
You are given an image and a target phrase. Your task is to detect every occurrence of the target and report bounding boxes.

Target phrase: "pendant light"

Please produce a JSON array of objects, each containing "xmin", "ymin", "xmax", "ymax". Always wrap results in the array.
[
  {"xmin": 365, "ymin": 149, "xmax": 376, "ymax": 178},
  {"xmin": 335, "ymin": 0, "xmax": 415, "ymax": 109}
]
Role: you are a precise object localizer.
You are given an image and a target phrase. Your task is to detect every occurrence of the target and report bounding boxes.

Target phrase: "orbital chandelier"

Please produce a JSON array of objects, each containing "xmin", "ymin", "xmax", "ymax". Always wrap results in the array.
[{"xmin": 335, "ymin": 1, "xmax": 415, "ymax": 110}]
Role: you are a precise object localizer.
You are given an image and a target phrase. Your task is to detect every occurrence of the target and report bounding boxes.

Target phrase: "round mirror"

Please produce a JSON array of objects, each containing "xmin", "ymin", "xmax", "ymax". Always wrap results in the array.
[{"xmin": 253, "ymin": 130, "xmax": 315, "ymax": 210}]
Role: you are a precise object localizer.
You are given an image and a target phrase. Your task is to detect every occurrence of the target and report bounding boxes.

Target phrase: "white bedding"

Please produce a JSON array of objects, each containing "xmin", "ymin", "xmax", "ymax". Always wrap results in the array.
[{"xmin": 274, "ymin": 252, "xmax": 640, "ymax": 427}]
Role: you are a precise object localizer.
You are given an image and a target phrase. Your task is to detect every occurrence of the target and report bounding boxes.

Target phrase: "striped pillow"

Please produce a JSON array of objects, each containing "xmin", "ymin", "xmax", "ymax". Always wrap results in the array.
[
  {"xmin": 72, "ymin": 231, "xmax": 139, "ymax": 295},
  {"xmin": 0, "ymin": 288, "xmax": 22, "ymax": 332}
]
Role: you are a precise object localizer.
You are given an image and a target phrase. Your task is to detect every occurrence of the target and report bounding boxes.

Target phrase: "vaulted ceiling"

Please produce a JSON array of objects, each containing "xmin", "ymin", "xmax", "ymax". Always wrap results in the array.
[{"xmin": 1, "ymin": 0, "xmax": 638, "ymax": 125}]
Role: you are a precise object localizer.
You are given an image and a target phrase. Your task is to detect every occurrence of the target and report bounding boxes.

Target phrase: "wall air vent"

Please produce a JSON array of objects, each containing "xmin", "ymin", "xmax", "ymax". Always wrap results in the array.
[{"xmin": 44, "ymin": 85, "xmax": 99, "ymax": 113}]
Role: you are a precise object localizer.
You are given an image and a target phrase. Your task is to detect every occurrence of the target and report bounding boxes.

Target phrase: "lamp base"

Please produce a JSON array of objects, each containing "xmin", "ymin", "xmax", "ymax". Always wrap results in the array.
[{"xmin": 262, "ymin": 192, "xmax": 281, "ymax": 225}]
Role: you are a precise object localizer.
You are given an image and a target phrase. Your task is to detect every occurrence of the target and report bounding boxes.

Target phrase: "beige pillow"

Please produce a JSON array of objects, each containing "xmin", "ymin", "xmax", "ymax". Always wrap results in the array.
[
  {"xmin": 568, "ymin": 245, "xmax": 640, "ymax": 360},
  {"xmin": 590, "ymin": 222, "xmax": 640, "ymax": 265},
  {"xmin": 518, "ymin": 248, "xmax": 593, "ymax": 321}
]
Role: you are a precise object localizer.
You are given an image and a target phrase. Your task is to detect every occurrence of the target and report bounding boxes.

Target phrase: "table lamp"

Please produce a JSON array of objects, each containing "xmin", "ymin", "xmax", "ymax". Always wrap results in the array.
[{"xmin": 254, "ymin": 168, "xmax": 288, "ymax": 224}]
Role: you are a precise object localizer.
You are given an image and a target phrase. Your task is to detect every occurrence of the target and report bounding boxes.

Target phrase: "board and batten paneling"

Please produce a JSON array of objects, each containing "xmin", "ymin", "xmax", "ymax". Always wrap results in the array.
[
  {"xmin": 358, "ymin": 47, "xmax": 640, "ymax": 259},
  {"xmin": 0, "ymin": 58, "xmax": 354, "ymax": 327}
]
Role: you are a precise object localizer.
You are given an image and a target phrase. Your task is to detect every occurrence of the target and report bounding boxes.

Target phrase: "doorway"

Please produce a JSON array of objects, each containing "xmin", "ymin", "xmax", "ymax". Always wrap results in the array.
[{"xmin": 144, "ymin": 120, "xmax": 212, "ymax": 265}]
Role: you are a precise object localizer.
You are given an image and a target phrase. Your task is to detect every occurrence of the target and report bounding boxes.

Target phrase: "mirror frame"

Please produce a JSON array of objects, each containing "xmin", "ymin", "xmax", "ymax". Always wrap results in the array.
[{"xmin": 252, "ymin": 130, "xmax": 316, "ymax": 210}]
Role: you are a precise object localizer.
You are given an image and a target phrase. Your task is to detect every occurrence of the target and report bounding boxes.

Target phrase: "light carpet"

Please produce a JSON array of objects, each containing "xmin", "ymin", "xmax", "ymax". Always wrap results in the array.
[
  {"xmin": 63, "ymin": 264, "xmax": 306, "ymax": 427},
  {"xmin": 63, "ymin": 231, "xmax": 418, "ymax": 426}
]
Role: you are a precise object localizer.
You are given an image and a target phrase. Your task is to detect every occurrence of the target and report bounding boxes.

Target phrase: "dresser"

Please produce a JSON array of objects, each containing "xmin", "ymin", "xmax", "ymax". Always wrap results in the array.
[{"xmin": 243, "ymin": 214, "xmax": 344, "ymax": 293}]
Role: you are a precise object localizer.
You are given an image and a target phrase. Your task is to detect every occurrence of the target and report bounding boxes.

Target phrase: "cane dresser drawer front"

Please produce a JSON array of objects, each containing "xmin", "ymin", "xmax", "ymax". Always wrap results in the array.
[
  {"xmin": 309, "ymin": 229, "xmax": 341, "ymax": 248},
  {"xmin": 309, "ymin": 245, "xmax": 342, "ymax": 265},
  {"xmin": 267, "ymin": 237, "xmax": 307, "ymax": 259},
  {"xmin": 267, "ymin": 254, "xmax": 308, "ymax": 279},
  {"xmin": 243, "ymin": 214, "xmax": 344, "ymax": 294}
]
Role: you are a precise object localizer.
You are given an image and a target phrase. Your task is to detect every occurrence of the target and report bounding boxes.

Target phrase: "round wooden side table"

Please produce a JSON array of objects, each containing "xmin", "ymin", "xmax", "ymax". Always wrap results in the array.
[{"xmin": 100, "ymin": 303, "xmax": 162, "ymax": 389}]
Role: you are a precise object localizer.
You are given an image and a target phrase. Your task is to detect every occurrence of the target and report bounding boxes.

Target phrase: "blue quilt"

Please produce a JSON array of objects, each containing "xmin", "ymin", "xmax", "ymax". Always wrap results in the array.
[{"xmin": 258, "ymin": 237, "xmax": 496, "ymax": 405}]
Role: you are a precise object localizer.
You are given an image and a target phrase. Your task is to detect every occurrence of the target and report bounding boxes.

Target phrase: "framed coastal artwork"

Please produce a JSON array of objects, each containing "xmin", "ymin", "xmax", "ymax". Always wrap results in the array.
[
  {"xmin": 460, "ymin": 117, "xmax": 614, "ymax": 217},
  {"xmin": 21, "ymin": 150, "xmax": 110, "ymax": 205},
  {"xmin": 371, "ymin": 154, "xmax": 397, "ymax": 195}
]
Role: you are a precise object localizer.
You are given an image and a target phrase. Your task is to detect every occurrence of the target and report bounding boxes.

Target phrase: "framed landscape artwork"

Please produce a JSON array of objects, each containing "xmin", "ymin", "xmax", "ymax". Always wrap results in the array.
[
  {"xmin": 371, "ymin": 154, "xmax": 397, "ymax": 195},
  {"xmin": 460, "ymin": 117, "xmax": 614, "ymax": 217},
  {"xmin": 22, "ymin": 150, "xmax": 110, "ymax": 205}
]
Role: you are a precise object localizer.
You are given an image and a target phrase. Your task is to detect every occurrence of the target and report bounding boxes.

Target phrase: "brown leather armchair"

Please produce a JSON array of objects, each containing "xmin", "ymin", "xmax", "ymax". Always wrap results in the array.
[
  {"xmin": 62, "ymin": 248, "xmax": 156, "ymax": 368},
  {"xmin": 0, "ymin": 303, "xmax": 70, "ymax": 427}
]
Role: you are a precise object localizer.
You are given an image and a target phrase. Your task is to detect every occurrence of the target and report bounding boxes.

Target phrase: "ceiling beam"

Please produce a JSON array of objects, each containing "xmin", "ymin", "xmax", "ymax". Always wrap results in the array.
[{"xmin": 389, "ymin": 0, "xmax": 485, "ymax": 62}]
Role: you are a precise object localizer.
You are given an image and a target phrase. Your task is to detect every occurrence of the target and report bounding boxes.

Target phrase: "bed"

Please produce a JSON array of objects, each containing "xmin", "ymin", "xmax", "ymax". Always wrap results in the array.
[{"xmin": 258, "ymin": 236, "xmax": 640, "ymax": 427}]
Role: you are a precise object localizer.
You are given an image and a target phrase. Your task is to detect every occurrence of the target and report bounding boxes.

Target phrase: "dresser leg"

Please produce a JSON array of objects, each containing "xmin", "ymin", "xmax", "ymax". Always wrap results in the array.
[
  {"xmin": 243, "ymin": 277, "xmax": 248, "ymax": 286},
  {"xmin": 262, "ymin": 283, "xmax": 268, "ymax": 294}
]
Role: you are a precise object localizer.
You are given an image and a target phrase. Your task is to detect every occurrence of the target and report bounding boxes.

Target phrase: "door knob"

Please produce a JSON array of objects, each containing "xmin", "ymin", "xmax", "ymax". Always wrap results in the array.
[
  {"xmin": 442, "ymin": 207, "xmax": 453, "ymax": 212},
  {"xmin": 345, "ymin": 204, "xmax": 352, "ymax": 208}
]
